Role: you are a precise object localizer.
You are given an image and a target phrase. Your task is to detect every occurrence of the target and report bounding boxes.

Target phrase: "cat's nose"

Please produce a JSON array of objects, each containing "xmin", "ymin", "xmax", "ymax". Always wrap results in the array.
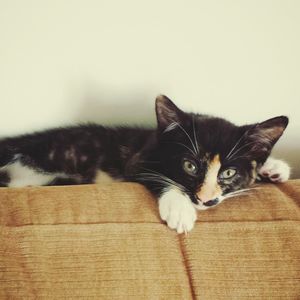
[{"xmin": 202, "ymin": 198, "xmax": 219, "ymax": 207}]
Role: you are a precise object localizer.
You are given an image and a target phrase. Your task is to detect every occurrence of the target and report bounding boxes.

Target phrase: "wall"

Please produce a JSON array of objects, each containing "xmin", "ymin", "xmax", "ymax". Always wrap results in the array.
[{"xmin": 0, "ymin": 1, "xmax": 299, "ymax": 177}]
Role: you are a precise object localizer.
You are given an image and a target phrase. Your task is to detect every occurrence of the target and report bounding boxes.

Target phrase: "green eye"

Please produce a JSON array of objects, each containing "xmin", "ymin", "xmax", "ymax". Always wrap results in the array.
[
  {"xmin": 183, "ymin": 159, "xmax": 198, "ymax": 175},
  {"xmin": 221, "ymin": 168, "xmax": 237, "ymax": 179}
]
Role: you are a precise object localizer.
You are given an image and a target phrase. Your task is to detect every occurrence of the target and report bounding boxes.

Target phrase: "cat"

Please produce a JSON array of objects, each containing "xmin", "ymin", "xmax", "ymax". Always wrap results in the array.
[{"xmin": 0, "ymin": 95, "xmax": 290, "ymax": 233}]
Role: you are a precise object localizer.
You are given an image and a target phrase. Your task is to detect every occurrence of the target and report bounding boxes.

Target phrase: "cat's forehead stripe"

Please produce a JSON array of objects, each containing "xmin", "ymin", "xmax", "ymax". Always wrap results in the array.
[
  {"xmin": 206, "ymin": 154, "xmax": 221, "ymax": 184},
  {"xmin": 210, "ymin": 154, "xmax": 221, "ymax": 167}
]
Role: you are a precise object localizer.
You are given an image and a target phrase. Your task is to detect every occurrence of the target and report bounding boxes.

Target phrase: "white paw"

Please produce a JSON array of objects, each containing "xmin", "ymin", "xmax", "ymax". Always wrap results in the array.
[
  {"xmin": 158, "ymin": 188, "xmax": 197, "ymax": 234},
  {"xmin": 259, "ymin": 157, "xmax": 290, "ymax": 183}
]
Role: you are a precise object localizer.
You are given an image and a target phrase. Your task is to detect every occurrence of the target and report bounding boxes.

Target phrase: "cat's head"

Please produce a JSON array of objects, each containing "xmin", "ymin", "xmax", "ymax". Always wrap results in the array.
[{"xmin": 152, "ymin": 95, "xmax": 288, "ymax": 210}]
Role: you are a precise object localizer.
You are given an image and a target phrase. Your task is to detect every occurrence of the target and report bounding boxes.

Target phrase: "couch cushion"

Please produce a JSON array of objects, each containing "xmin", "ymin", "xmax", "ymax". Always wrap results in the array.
[{"xmin": 0, "ymin": 180, "xmax": 299, "ymax": 299}]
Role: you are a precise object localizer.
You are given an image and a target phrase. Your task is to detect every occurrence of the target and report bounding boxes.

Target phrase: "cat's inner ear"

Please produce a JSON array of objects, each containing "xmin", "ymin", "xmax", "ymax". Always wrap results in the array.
[
  {"xmin": 155, "ymin": 95, "xmax": 184, "ymax": 130},
  {"xmin": 244, "ymin": 116, "xmax": 289, "ymax": 156}
]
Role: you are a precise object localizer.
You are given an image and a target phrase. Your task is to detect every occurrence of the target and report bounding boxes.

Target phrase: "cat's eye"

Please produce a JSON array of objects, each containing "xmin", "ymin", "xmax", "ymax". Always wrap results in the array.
[
  {"xmin": 221, "ymin": 168, "xmax": 237, "ymax": 179},
  {"xmin": 183, "ymin": 159, "xmax": 198, "ymax": 175}
]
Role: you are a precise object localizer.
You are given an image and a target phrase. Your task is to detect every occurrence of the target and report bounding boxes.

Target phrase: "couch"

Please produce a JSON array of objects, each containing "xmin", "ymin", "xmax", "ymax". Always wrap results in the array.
[{"xmin": 0, "ymin": 180, "xmax": 299, "ymax": 299}]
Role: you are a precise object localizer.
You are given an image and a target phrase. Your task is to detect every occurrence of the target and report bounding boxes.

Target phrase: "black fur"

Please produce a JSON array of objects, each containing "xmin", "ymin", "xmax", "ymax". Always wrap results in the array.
[{"xmin": 0, "ymin": 95, "xmax": 288, "ymax": 205}]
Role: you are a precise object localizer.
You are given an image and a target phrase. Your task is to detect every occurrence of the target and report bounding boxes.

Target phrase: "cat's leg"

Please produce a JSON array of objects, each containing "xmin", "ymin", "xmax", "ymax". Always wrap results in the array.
[
  {"xmin": 48, "ymin": 175, "xmax": 95, "ymax": 186},
  {"xmin": 0, "ymin": 144, "xmax": 77, "ymax": 187},
  {"xmin": 0, "ymin": 133, "xmax": 99, "ymax": 187},
  {"xmin": 158, "ymin": 188, "xmax": 197, "ymax": 234},
  {"xmin": 0, "ymin": 142, "xmax": 20, "ymax": 186},
  {"xmin": 258, "ymin": 157, "xmax": 290, "ymax": 183}
]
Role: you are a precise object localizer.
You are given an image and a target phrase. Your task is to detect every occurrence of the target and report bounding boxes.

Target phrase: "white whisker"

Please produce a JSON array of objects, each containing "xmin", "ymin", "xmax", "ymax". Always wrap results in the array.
[
  {"xmin": 225, "ymin": 125, "xmax": 257, "ymax": 160},
  {"xmin": 192, "ymin": 115, "xmax": 200, "ymax": 154},
  {"xmin": 137, "ymin": 174, "xmax": 173, "ymax": 185},
  {"xmin": 226, "ymin": 187, "xmax": 261, "ymax": 195},
  {"xmin": 164, "ymin": 141, "xmax": 196, "ymax": 156},
  {"xmin": 137, "ymin": 168, "xmax": 186, "ymax": 192},
  {"xmin": 226, "ymin": 187, "xmax": 260, "ymax": 195},
  {"xmin": 226, "ymin": 141, "xmax": 258, "ymax": 161},
  {"xmin": 226, "ymin": 155, "xmax": 251, "ymax": 162},
  {"xmin": 164, "ymin": 122, "xmax": 178, "ymax": 133},
  {"xmin": 223, "ymin": 186, "xmax": 261, "ymax": 200},
  {"xmin": 225, "ymin": 132, "xmax": 247, "ymax": 159},
  {"xmin": 173, "ymin": 122, "xmax": 198, "ymax": 154},
  {"xmin": 223, "ymin": 193, "xmax": 250, "ymax": 200}
]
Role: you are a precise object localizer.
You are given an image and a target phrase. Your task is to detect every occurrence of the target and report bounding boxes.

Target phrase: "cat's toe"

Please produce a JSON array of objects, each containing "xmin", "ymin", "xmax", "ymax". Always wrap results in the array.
[
  {"xmin": 167, "ymin": 209, "xmax": 181, "ymax": 229},
  {"xmin": 167, "ymin": 207, "xmax": 196, "ymax": 233},
  {"xmin": 176, "ymin": 211, "xmax": 196, "ymax": 234},
  {"xmin": 158, "ymin": 190, "xmax": 197, "ymax": 234},
  {"xmin": 259, "ymin": 157, "xmax": 290, "ymax": 183}
]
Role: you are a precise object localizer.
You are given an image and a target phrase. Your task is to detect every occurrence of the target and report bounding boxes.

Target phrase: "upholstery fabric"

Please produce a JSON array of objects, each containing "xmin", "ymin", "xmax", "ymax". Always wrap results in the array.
[{"xmin": 0, "ymin": 181, "xmax": 299, "ymax": 299}]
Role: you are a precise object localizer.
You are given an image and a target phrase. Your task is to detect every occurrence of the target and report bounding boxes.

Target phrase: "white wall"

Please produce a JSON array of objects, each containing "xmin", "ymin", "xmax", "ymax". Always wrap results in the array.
[{"xmin": 0, "ymin": 0, "xmax": 299, "ymax": 177}]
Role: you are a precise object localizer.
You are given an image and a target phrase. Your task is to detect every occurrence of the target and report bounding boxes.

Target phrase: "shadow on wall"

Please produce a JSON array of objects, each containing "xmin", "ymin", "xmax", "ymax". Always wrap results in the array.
[
  {"xmin": 72, "ymin": 88, "xmax": 299, "ymax": 179},
  {"xmin": 73, "ymin": 88, "xmax": 156, "ymax": 127}
]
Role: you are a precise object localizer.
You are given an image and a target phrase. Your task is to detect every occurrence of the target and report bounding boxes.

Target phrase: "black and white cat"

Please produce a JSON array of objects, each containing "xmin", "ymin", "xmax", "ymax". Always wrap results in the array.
[{"xmin": 0, "ymin": 95, "xmax": 290, "ymax": 233}]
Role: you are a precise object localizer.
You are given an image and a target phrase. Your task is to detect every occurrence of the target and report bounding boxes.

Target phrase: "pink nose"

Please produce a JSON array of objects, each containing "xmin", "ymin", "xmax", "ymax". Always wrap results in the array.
[
  {"xmin": 197, "ymin": 195, "xmax": 212, "ymax": 203},
  {"xmin": 196, "ymin": 194, "xmax": 219, "ymax": 207},
  {"xmin": 196, "ymin": 184, "xmax": 221, "ymax": 204}
]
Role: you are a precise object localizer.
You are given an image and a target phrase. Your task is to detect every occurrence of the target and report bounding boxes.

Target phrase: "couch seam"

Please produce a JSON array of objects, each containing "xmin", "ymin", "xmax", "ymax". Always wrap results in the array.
[
  {"xmin": 275, "ymin": 184, "xmax": 300, "ymax": 207},
  {"xmin": 274, "ymin": 184, "xmax": 300, "ymax": 220},
  {"xmin": 1, "ymin": 219, "xmax": 300, "ymax": 227},
  {"xmin": 178, "ymin": 234, "xmax": 196, "ymax": 300}
]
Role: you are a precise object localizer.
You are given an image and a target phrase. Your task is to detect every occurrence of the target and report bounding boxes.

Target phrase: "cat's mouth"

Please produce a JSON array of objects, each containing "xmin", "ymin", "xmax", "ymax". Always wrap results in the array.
[
  {"xmin": 202, "ymin": 198, "xmax": 219, "ymax": 207},
  {"xmin": 192, "ymin": 195, "xmax": 224, "ymax": 210}
]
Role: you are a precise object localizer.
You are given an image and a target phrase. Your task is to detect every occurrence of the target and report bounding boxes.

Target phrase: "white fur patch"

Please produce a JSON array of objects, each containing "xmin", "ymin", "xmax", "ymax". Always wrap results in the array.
[
  {"xmin": 158, "ymin": 188, "xmax": 197, "ymax": 234},
  {"xmin": 259, "ymin": 157, "xmax": 290, "ymax": 183},
  {"xmin": 94, "ymin": 171, "xmax": 119, "ymax": 184},
  {"xmin": 4, "ymin": 161, "xmax": 58, "ymax": 188}
]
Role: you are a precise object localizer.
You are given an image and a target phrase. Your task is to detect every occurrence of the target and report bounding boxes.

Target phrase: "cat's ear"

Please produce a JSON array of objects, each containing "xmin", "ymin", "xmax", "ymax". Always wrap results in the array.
[
  {"xmin": 155, "ymin": 95, "xmax": 185, "ymax": 130},
  {"xmin": 243, "ymin": 116, "xmax": 289, "ymax": 158}
]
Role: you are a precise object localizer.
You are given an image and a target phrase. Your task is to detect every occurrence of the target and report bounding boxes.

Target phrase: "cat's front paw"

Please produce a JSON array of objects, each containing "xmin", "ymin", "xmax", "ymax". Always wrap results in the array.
[
  {"xmin": 259, "ymin": 157, "xmax": 290, "ymax": 183},
  {"xmin": 158, "ymin": 189, "xmax": 197, "ymax": 234}
]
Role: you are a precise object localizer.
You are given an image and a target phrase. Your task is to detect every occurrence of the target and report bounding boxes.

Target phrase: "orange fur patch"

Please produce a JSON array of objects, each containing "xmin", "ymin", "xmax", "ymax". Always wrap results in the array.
[{"xmin": 197, "ymin": 154, "xmax": 222, "ymax": 203}]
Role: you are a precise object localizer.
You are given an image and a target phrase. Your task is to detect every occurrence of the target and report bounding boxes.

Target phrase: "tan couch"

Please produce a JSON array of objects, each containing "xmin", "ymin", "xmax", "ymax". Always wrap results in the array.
[{"xmin": 0, "ymin": 181, "xmax": 299, "ymax": 299}]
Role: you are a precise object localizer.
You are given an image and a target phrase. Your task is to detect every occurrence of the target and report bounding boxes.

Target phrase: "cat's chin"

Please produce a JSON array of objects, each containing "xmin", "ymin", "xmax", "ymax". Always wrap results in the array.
[{"xmin": 192, "ymin": 203, "xmax": 211, "ymax": 210}]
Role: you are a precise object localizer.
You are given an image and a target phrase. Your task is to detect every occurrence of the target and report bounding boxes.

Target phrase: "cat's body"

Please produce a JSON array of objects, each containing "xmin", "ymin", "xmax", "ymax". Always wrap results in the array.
[
  {"xmin": 0, "ymin": 95, "xmax": 290, "ymax": 233},
  {"xmin": 0, "ymin": 125, "xmax": 153, "ymax": 187}
]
